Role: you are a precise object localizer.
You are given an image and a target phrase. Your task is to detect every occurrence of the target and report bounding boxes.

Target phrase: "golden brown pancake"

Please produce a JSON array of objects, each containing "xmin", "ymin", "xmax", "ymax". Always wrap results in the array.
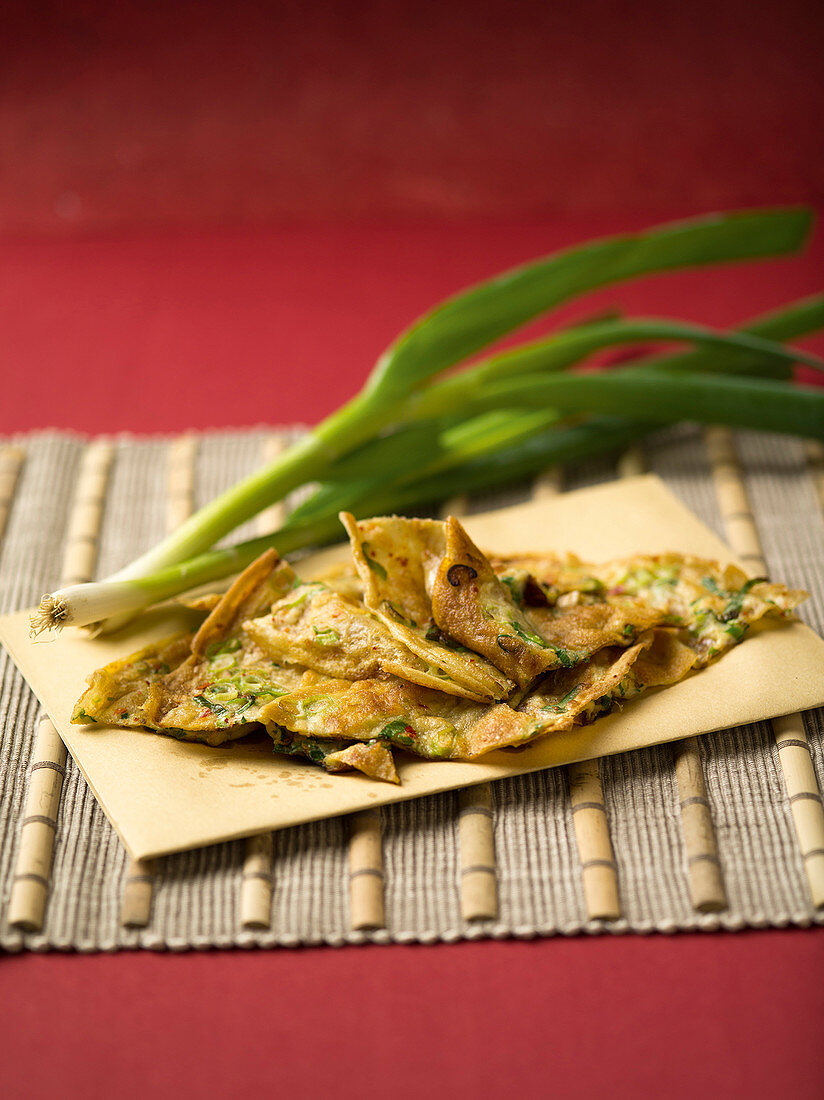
[{"xmin": 75, "ymin": 523, "xmax": 807, "ymax": 777}]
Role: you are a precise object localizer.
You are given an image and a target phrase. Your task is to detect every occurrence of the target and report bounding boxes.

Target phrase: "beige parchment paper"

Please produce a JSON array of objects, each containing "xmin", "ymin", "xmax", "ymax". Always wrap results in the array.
[{"xmin": 2, "ymin": 474, "xmax": 823, "ymax": 860}]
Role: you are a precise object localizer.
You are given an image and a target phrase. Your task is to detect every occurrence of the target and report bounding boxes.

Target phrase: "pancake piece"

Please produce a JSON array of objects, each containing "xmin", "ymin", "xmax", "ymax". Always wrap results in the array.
[
  {"xmin": 153, "ymin": 552, "xmax": 305, "ymax": 737},
  {"xmin": 72, "ymin": 632, "xmax": 193, "ymax": 730},
  {"xmin": 259, "ymin": 636, "xmax": 655, "ymax": 761},
  {"xmin": 154, "ymin": 640, "xmax": 303, "ymax": 739},
  {"xmin": 526, "ymin": 598, "xmax": 664, "ymax": 658},
  {"xmin": 244, "ymin": 581, "xmax": 492, "ymax": 702},
  {"xmin": 464, "ymin": 628, "xmax": 699, "ymax": 758},
  {"xmin": 340, "ymin": 512, "xmax": 514, "ymax": 702},
  {"xmin": 493, "ymin": 553, "xmax": 608, "ymax": 605},
  {"xmin": 73, "ymin": 550, "xmax": 305, "ymax": 745},
  {"xmin": 260, "ymin": 670, "xmax": 484, "ymax": 759},
  {"xmin": 520, "ymin": 628, "xmax": 698, "ymax": 721},
  {"xmin": 430, "ymin": 516, "xmax": 563, "ymax": 689},
  {"xmin": 465, "ymin": 637, "xmax": 653, "ymax": 757},
  {"xmin": 266, "ymin": 726, "xmax": 399, "ymax": 783},
  {"xmin": 591, "ymin": 555, "xmax": 805, "ymax": 662},
  {"xmin": 494, "ymin": 551, "xmax": 806, "ymax": 663},
  {"xmin": 325, "ymin": 740, "xmax": 399, "ymax": 783}
]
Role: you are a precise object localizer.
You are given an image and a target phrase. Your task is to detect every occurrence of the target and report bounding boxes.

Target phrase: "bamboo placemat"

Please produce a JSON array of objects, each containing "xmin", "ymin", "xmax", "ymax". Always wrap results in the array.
[{"xmin": 1, "ymin": 426, "xmax": 823, "ymax": 952}]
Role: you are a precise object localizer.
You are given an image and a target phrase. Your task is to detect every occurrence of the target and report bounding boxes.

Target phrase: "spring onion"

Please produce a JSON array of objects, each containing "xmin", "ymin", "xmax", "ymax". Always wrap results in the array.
[
  {"xmin": 32, "ymin": 209, "xmax": 822, "ymax": 634},
  {"xmin": 449, "ymin": 371, "xmax": 824, "ymax": 438},
  {"xmin": 95, "ymin": 208, "xmax": 819, "ymax": 581}
]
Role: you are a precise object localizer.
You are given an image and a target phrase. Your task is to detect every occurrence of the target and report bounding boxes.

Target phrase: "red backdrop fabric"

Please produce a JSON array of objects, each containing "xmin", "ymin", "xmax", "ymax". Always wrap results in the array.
[
  {"xmin": 1, "ymin": 0, "xmax": 822, "ymax": 233},
  {"xmin": 2, "ymin": 216, "xmax": 822, "ymax": 436},
  {"xmin": 3, "ymin": 933, "xmax": 824, "ymax": 1099}
]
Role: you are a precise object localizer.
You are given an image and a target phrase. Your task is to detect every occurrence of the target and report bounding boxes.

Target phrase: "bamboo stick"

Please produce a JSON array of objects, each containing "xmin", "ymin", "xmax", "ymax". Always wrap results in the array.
[
  {"xmin": 705, "ymin": 428, "xmax": 770, "ymax": 575},
  {"xmin": 119, "ymin": 859, "xmax": 156, "ymax": 927},
  {"xmin": 441, "ymin": 495, "xmax": 500, "ymax": 921},
  {"xmin": 8, "ymin": 718, "xmax": 67, "ymax": 930},
  {"xmin": 458, "ymin": 784, "xmax": 499, "ymax": 920},
  {"xmin": 673, "ymin": 738, "xmax": 727, "ymax": 911},
  {"xmin": 531, "ymin": 466, "xmax": 562, "ymax": 500},
  {"xmin": 804, "ymin": 441, "xmax": 824, "ymax": 512},
  {"xmin": 121, "ymin": 435, "xmax": 197, "ymax": 928},
  {"xmin": 536, "ymin": 466, "xmax": 623, "ymax": 919},
  {"xmin": 622, "ymin": 443, "xmax": 727, "ymax": 912},
  {"xmin": 707, "ymin": 427, "xmax": 824, "ymax": 908},
  {"xmin": 57, "ymin": 442, "xmax": 113, "ymax": 587},
  {"xmin": 240, "ymin": 832, "xmax": 275, "ymax": 928},
  {"xmin": 774, "ymin": 714, "xmax": 824, "ymax": 907},
  {"xmin": 0, "ymin": 444, "xmax": 24, "ymax": 541},
  {"xmin": 568, "ymin": 758, "xmax": 621, "ymax": 920},
  {"xmin": 164, "ymin": 434, "xmax": 198, "ymax": 533},
  {"xmin": 239, "ymin": 434, "xmax": 283, "ymax": 929},
  {"xmin": 9, "ymin": 440, "xmax": 114, "ymax": 931},
  {"xmin": 617, "ymin": 444, "xmax": 644, "ymax": 480},
  {"xmin": 348, "ymin": 809, "xmax": 385, "ymax": 929}
]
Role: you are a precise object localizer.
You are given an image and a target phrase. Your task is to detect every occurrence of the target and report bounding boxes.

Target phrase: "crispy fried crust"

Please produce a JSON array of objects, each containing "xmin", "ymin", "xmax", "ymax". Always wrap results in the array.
[
  {"xmin": 72, "ymin": 632, "xmax": 193, "ymax": 729},
  {"xmin": 497, "ymin": 551, "xmax": 806, "ymax": 664},
  {"xmin": 75, "ymin": 525, "xmax": 808, "ymax": 779},
  {"xmin": 244, "ymin": 582, "xmax": 493, "ymax": 700},
  {"xmin": 264, "ymin": 724, "xmax": 399, "ymax": 783},
  {"xmin": 73, "ymin": 551, "xmax": 303, "ymax": 745},
  {"xmin": 340, "ymin": 512, "xmax": 514, "ymax": 701},
  {"xmin": 527, "ymin": 599, "xmax": 663, "ymax": 656},
  {"xmin": 430, "ymin": 516, "xmax": 557, "ymax": 689},
  {"xmin": 463, "ymin": 638, "xmax": 652, "ymax": 757},
  {"xmin": 191, "ymin": 551, "xmax": 294, "ymax": 658},
  {"xmin": 324, "ymin": 740, "xmax": 400, "ymax": 783}
]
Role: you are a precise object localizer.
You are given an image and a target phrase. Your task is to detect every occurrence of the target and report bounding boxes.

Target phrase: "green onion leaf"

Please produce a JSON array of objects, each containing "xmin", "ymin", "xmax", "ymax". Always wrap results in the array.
[{"xmin": 366, "ymin": 208, "xmax": 813, "ymax": 402}]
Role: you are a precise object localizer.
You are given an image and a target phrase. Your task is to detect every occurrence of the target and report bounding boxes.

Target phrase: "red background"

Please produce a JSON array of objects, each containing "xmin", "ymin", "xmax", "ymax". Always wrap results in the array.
[
  {"xmin": 1, "ymin": 0, "xmax": 822, "ymax": 231},
  {"xmin": 4, "ymin": 934, "xmax": 824, "ymax": 1099},
  {"xmin": 1, "ymin": 218, "xmax": 823, "ymax": 437},
  {"xmin": 1, "ymin": 3, "xmax": 823, "ymax": 1097}
]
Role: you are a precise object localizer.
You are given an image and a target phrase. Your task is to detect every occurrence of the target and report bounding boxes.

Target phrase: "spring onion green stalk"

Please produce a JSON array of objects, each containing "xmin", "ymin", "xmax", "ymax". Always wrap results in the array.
[
  {"xmin": 282, "ymin": 409, "xmax": 566, "ymax": 526},
  {"xmin": 285, "ymin": 299, "xmax": 824, "ymax": 525},
  {"xmin": 397, "ymin": 317, "xmax": 824, "ymax": 423},
  {"xmin": 33, "ymin": 209, "xmax": 820, "ymax": 633},
  {"xmin": 101, "ymin": 207, "xmax": 815, "ymax": 582},
  {"xmin": 157, "ymin": 289, "xmax": 824, "ymax": 580},
  {"xmin": 361, "ymin": 207, "xmax": 813, "ymax": 403},
  {"xmin": 641, "ymin": 293, "xmax": 824, "ymax": 378},
  {"xmin": 459, "ymin": 372, "xmax": 824, "ymax": 438}
]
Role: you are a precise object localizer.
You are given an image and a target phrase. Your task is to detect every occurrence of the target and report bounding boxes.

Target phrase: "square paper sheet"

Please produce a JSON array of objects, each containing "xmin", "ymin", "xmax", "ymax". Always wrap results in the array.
[{"xmin": 2, "ymin": 474, "xmax": 823, "ymax": 860}]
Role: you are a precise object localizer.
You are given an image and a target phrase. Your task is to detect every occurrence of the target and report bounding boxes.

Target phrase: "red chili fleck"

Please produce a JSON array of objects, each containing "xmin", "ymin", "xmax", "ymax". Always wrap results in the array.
[{"xmin": 404, "ymin": 725, "xmax": 416, "ymax": 738}]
